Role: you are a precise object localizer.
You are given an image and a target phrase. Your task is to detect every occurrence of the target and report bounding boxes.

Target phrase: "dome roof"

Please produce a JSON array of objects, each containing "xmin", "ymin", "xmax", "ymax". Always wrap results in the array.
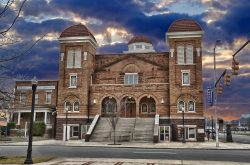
[
  {"xmin": 128, "ymin": 35, "xmax": 152, "ymax": 44},
  {"xmin": 60, "ymin": 24, "xmax": 96, "ymax": 40},
  {"xmin": 168, "ymin": 19, "xmax": 202, "ymax": 33}
]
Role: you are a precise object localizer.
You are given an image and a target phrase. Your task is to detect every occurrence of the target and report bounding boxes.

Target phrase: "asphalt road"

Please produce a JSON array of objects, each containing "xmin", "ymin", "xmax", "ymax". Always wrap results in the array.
[{"xmin": 1, "ymin": 146, "xmax": 250, "ymax": 163}]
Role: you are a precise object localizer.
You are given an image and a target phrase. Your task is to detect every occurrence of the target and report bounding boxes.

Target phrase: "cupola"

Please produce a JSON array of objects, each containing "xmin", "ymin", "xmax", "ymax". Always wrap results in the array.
[
  {"xmin": 123, "ymin": 35, "xmax": 155, "ymax": 53},
  {"xmin": 59, "ymin": 24, "xmax": 98, "ymax": 48}
]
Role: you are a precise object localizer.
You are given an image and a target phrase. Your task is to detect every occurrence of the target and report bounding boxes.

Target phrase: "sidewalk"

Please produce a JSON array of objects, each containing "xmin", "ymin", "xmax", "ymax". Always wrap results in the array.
[
  {"xmin": 35, "ymin": 158, "xmax": 250, "ymax": 165},
  {"xmin": 1, "ymin": 139, "xmax": 250, "ymax": 150}
]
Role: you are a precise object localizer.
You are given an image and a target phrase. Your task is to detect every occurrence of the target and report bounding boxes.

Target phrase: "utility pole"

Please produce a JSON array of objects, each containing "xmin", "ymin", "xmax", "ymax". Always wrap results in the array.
[{"xmin": 213, "ymin": 40, "xmax": 221, "ymax": 147}]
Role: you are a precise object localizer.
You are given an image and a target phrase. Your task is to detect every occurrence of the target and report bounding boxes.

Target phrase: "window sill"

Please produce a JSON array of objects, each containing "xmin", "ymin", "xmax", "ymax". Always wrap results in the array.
[
  {"xmin": 176, "ymin": 64, "xmax": 195, "ymax": 66},
  {"xmin": 69, "ymin": 86, "xmax": 77, "ymax": 89},
  {"xmin": 124, "ymin": 84, "xmax": 139, "ymax": 86},
  {"xmin": 182, "ymin": 84, "xmax": 190, "ymax": 86},
  {"xmin": 64, "ymin": 111, "xmax": 80, "ymax": 113},
  {"xmin": 66, "ymin": 67, "xmax": 82, "ymax": 69},
  {"xmin": 177, "ymin": 111, "xmax": 196, "ymax": 113}
]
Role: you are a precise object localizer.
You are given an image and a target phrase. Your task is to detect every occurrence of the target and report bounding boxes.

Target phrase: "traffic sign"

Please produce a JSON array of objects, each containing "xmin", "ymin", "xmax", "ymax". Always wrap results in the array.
[{"xmin": 207, "ymin": 87, "xmax": 213, "ymax": 106}]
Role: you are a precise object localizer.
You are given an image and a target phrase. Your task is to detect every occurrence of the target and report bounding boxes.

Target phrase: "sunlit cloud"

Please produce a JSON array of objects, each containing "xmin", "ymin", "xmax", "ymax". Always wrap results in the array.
[
  {"xmin": 154, "ymin": 0, "xmax": 175, "ymax": 9},
  {"xmin": 25, "ymin": 11, "xmax": 103, "ymax": 26},
  {"xmin": 95, "ymin": 27, "xmax": 133, "ymax": 46},
  {"xmin": 33, "ymin": 32, "xmax": 60, "ymax": 41}
]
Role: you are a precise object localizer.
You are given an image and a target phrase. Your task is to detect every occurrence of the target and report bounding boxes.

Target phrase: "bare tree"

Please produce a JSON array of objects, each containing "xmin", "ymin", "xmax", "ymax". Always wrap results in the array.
[
  {"xmin": 104, "ymin": 97, "xmax": 119, "ymax": 144},
  {"xmin": 108, "ymin": 112, "xmax": 118, "ymax": 144},
  {"xmin": 0, "ymin": 0, "xmax": 45, "ymax": 104}
]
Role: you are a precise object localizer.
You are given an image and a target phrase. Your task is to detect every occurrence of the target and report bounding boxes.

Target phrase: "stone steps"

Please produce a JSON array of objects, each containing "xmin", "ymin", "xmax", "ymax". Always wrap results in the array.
[
  {"xmin": 133, "ymin": 118, "xmax": 154, "ymax": 142},
  {"xmin": 110, "ymin": 118, "xmax": 136, "ymax": 142},
  {"xmin": 90, "ymin": 118, "xmax": 112, "ymax": 142},
  {"xmin": 90, "ymin": 117, "xmax": 155, "ymax": 142}
]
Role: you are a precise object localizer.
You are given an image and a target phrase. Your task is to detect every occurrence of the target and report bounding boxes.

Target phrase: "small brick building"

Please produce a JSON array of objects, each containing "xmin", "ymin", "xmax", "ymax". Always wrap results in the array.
[
  {"xmin": 14, "ymin": 19, "xmax": 205, "ymax": 142},
  {"xmin": 13, "ymin": 80, "xmax": 58, "ymax": 137}
]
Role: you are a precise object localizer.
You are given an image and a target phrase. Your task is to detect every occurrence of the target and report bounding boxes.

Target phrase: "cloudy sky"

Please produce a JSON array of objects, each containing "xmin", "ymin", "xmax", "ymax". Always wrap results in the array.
[{"xmin": 1, "ymin": 0, "xmax": 250, "ymax": 120}]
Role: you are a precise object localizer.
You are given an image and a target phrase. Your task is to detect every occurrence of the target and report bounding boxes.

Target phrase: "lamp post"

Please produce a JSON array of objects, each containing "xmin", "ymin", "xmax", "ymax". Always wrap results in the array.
[
  {"xmin": 182, "ymin": 106, "xmax": 186, "ymax": 143},
  {"xmin": 65, "ymin": 107, "xmax": 68, "ymax": 141},
  {"xmin": 24, "ymin": 76, "xmax": 38, "ymax": 164},
  {"xmin": 213, "ymin": 39, "xmax": 221, "ymax": 147}
]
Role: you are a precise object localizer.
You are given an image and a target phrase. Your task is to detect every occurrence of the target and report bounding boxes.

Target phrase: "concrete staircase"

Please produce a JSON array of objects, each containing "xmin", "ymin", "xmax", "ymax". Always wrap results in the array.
[
  {"xmin": 90, "ymin": 117, "xmax": 155, "ymax": 142},
  {"xmin": 111, "ymin": 118, "xmax": 136, "ymax": 142},
  {"xmin": 90, "ymin": 118, "xmax": 112, "ymax": 142},
  {"xmin": 133, "ymin": 118, "xmax": 154, "ymax": 142}
]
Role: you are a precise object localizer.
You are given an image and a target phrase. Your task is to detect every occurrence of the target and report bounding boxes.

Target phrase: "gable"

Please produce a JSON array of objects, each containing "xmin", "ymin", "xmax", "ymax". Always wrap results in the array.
[{"xmin": 95, "ymin": 52, "xmax": 169, "ymax": 72}]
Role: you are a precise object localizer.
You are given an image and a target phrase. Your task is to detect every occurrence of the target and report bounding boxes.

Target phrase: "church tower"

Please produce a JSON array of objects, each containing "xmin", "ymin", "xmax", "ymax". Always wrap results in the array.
[
  {"xmin": 166, "ymin": 19, "xmax": 205, "ymax": 141},
  {"xmin": 56, "ymin": 24, "xmax": 97, "ymax": 140}
]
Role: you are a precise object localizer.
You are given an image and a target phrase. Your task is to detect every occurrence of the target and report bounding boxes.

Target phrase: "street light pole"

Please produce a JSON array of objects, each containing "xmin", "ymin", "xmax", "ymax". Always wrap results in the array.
[
  {"xmin": 24, "ymin": 76, "xmax": 38, "ymax": 164},
  {"xmin": 213, "ymin": 40, "xmax": 221, "ymax": 147},
  {"xmin": 65, "ymin": 108, "xmax": 68, "ymax": 141},
  {"xmin": 182, "ymin": 106, "xmax": 186, "ymax": 143}
]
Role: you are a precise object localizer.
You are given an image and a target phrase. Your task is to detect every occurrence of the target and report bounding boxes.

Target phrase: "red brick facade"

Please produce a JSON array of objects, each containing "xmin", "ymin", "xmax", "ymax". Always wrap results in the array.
[{"xmin": 14, "ymin": 19, "xmax": 205, "ymax": 142}]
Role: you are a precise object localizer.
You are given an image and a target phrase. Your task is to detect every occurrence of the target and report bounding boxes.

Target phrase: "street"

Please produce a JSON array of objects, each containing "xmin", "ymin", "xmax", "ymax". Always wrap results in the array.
[{"xmin": 1, "ymin": 146, "xmax": 250, "ymax": 163}]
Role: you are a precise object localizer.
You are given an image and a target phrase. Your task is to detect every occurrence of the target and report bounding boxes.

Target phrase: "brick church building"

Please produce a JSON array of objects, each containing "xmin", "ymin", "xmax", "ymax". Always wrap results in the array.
[{"xmin": 13, "ymin": 19, "xmax": 205, "ymax": 142}]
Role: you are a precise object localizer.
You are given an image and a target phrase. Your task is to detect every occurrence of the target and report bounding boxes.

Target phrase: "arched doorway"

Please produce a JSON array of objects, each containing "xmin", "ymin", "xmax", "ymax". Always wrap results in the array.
[
  {"xmin": 120, "ymin": 96, "xmax": 136, "ymax": 118},
  {"xmin": 139, "ymin": 96, "xmax": 156, "ymax": 117},
  {"xmin": 101, "ymin": 97, "xmax": 117, "ymax": 117}
]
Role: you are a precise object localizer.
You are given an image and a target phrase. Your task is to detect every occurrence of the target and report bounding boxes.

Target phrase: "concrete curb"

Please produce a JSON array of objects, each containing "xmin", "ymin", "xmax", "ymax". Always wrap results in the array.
[{"xmin": 1, "ymin": 141, "xmax": 250, "ymax": 150}]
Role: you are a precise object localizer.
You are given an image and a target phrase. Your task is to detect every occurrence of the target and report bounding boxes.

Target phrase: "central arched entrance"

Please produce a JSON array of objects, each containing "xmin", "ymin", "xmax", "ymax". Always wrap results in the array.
[
  {"xmin": 120, "ymin": 96, "xmax": 136, "ymax": 118},
  {"xmin": 101, "ymin": 97, "xmax": 117, "ymax": 117}
]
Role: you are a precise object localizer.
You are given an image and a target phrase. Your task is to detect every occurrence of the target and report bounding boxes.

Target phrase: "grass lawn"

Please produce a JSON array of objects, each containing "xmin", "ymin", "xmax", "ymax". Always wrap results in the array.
[
  {"xmin": 0, "ymin": 156, "xmax": 55, "ymax": 164},
  {"xmin": 0, "ymin": 136, "xmax": 11, "ymax": 141}
]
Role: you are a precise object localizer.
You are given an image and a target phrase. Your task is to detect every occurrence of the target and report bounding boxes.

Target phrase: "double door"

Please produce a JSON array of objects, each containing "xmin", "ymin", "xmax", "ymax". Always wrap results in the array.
[{"xmin": 159, "ymin": 126, "xmax": 170, "ymax": 141}]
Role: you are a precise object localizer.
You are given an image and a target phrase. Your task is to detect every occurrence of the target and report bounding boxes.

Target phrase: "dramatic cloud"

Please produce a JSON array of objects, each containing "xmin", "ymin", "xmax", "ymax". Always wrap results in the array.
[{"xmin": 1, "ymin": 0, "xmax": 249, "ymax": 120}]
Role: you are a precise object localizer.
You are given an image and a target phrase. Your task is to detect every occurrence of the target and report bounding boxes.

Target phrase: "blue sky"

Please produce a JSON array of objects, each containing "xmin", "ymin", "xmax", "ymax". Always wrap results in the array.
[{"xmin": 1, "ymin": 0, "xmax": 250, "ymax": 120}]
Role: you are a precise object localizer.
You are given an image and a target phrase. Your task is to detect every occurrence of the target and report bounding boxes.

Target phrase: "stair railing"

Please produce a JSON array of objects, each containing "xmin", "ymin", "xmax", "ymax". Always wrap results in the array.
[
  {"xmin": 131, "ymin": 118, "xmax": 136, "ymax": 141},
  {"xmin": 85, "ymin": 114, "xmax": 100, "ymax": 142}
]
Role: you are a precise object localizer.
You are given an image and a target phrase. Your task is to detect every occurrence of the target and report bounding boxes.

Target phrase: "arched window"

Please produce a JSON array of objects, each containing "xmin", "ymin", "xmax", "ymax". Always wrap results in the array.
[
  {"xmin": 186, "ymin": 45, "xmax": 193, "ymax": 64},
  {"xmin": 188, "ymin": 101, "xmax": 195, "ymax": 112},
  {"xmin": 106, "ymin": 101, "xmax": 115, "ymax": 113},
  {"xmin": 73, "ymin": 101, "xmax": 79, "ymax": 112},
  {"xmin": 150, "ymin": 103, "xmax": 156, "ymax": 113},
  {"xmin": 102, "ymin": 97, "xmax": 117, "ymax": 114},
  {"xmin": 65, "ymin": 101, "xmax": 71, "ymax": 111},
  {"xmin": 141, "ymin": 103, "xmax": 147, "ymax": 113},
  {"xmin": 178, "ymin": 100, "xmax": 185, "ymax": 112},
  {"xmin": 177, "ymin": 46, "xmax": 184, "ymax": 64}
]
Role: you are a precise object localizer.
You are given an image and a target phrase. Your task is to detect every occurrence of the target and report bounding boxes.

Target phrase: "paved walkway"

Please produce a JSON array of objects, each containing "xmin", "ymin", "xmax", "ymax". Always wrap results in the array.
[
  {"xmin": 1, "ymin": 139, "xmax": 250, "ymax": 150},
  {"xmin": 35, "ymin": 158, "xmax": 250, "ymax": 165}
]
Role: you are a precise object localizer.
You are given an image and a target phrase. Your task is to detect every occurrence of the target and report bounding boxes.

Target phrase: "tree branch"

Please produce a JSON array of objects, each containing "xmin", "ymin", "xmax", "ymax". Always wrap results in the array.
[
  {"xmin": 0, "ymin": 34, "xmax": 46, "ymax": 62},
  {"xmin": 0, "ymin": 0, "xmax": 27, "ymax": 35},
  {"xmin": 0, "ymin": 0, "xmax": 13, "ymax": 18}
]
